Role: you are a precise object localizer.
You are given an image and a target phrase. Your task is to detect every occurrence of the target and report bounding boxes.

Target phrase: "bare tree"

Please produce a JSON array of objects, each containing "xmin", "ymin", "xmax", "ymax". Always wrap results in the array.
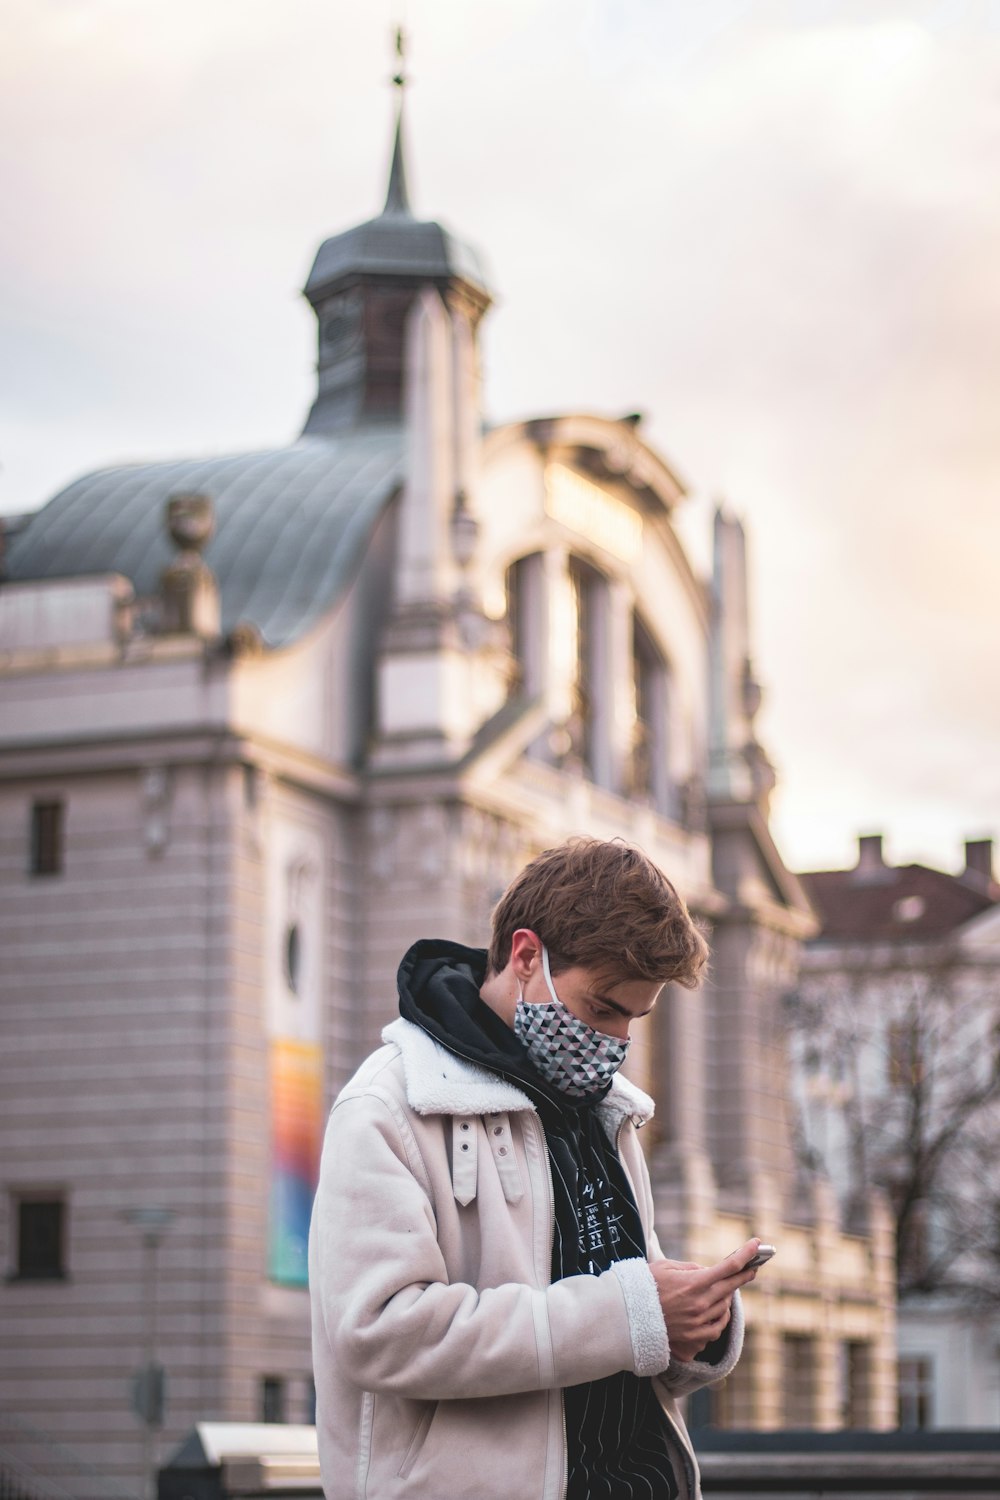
[{"xmin": 789, "ymin": 957, "xmax": 1000, "ymax": 1306}]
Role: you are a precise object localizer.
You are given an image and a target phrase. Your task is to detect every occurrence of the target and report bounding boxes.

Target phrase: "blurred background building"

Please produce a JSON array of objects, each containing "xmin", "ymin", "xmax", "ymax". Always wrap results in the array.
[
  {"xmin": 791, "ymin": 834, "xmax": 1000, "ymax": 1428},
  {"xmin": 0, "ymin": 94, "xmax": 895, "ymax": 1494}
]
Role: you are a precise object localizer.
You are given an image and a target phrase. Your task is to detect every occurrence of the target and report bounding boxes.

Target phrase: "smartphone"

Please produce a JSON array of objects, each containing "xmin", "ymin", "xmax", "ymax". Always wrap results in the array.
[{"xmin": 744, "ymin": 1244, "xmax": 776, "ymax": 1270}]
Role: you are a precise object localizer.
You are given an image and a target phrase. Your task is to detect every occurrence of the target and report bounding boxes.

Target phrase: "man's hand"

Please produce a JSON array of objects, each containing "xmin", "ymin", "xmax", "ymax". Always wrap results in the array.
[{"xmin": 650, "ymin": 1239, "xmax": 761, "ymax": 1364}]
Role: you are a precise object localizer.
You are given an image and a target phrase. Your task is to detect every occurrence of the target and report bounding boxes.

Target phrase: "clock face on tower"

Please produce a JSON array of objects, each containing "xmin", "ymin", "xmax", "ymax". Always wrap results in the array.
[{"xmin": 321, "ymin": 291, "xmax": 363, "ymax": 358}]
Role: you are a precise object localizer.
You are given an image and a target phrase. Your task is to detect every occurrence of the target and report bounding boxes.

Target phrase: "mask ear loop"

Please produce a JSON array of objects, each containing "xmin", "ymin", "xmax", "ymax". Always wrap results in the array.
[{"xmin": 540, "ymin": 944, "xmax": 562, "ymax": 1006}]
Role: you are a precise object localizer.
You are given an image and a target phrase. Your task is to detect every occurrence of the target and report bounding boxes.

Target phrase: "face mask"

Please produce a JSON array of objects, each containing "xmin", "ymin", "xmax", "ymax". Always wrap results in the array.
[{"xmin": 513, "ymin": 944, "xmax": 630, "ymax": 1100}]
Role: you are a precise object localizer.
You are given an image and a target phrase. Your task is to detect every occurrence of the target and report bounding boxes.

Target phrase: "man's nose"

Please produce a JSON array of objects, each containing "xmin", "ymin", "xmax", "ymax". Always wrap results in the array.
[{"xmin": 601, "ymin": 1016, "xmax": 631, "ymax": 1042}]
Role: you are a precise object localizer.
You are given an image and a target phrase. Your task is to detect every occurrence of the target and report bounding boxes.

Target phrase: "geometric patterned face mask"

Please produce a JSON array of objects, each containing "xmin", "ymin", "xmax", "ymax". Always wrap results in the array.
[{"xmin": 513, "ymin": 944, "xmax": 630, "ymax": 1100}]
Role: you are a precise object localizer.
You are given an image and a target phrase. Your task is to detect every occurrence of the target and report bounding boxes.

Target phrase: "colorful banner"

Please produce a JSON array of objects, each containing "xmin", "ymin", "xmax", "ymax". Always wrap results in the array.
[{"xmin": 268, "ymin": 1038, "xmax": 324, "ymax": 1286}]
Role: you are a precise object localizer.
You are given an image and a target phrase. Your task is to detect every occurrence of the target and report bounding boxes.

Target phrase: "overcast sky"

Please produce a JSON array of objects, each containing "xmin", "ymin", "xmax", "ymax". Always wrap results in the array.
[{"xmin": 3, "ymin": 0, "xmax": 999, "ymax": 876}]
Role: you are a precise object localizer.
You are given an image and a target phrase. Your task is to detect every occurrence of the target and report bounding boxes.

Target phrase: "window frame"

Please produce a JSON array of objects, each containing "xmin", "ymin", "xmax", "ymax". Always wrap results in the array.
[
  {"xmin": 10, "ymin": 1192, "xmax": 68, "ymax": 1282},
  {"xmin": 631, "ymin": 611, "xmax": 673, "ymax": 814},
  {"xmin": 567, "ymin": 555, "xmax": 612, "ymax": 787},
  {"xmin": 30, "ymin": 800, "xmax": 65, "ymax": 878},
  {"xmin": 260, "ymin": 1374, "xmax": 286, "ymax": 1425},
  {"xmin": 897, "ymin": 1354, "xmax": 935, "ymax": 1430}
]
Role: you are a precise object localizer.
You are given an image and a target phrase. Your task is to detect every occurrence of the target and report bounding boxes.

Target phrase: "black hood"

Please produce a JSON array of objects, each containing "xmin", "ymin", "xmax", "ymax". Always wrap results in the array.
[{"xmin": 396, "ymin": 937, "xmax": 589, "ymax": 1116}]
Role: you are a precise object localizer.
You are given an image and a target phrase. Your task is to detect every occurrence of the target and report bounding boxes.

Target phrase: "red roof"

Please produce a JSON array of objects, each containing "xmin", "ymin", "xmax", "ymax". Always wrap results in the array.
[{"xmin": 800, "ymin": 863, "xmax": 999, "ymax": 944}]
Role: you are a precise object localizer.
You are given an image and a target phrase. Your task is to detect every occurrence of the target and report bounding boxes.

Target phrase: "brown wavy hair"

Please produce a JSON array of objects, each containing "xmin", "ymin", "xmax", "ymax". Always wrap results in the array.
[{"xmin": 487, "ymin": 837, "xmax": 708, "ymax": 989}]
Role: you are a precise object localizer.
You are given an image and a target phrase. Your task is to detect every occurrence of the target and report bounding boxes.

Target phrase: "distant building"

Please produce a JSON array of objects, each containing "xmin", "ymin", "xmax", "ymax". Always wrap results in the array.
[
  {"xmin": 0, "ymin": 100, "xmax": 895, "ymax": 1493},
  {"xmin": 794, "ymin": 834, "xmax": 1000, "ymax": 1427}
]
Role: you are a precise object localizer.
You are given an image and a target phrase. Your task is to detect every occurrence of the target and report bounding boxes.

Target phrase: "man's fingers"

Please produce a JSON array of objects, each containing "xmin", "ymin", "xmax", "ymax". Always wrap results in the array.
[
  {"xmin": 672, "ymin": 1304, "xmax": 732, "ymax": 1363},
  {"xmin": 719, "ymin": 1239, "xmax": 761, "ymax": 1275},
  {"xmin": 693, "ymin": 1294, "xmax": 734, "ymax": 1330},
  {"xmin": 693, "ymin": 1239, "xmax": 761, "ymax": 1289},
  {"xmin": 711, "ymin": 1304, "xmax": 732, "ymax": 1334}
]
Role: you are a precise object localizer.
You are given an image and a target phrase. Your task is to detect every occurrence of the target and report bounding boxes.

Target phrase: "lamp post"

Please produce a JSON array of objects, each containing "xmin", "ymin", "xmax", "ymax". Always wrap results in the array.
[{"xmin": 123, "ymin": 1207, "xmax": 174, "ymax": 1500}]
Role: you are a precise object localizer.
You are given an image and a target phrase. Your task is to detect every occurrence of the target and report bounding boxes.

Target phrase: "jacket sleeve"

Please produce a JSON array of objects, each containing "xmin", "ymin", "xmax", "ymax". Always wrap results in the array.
[
  {"xmin": 624, "ymin": 1132, "xmax": 745, "ymax": 1395},
  {"xmin": 656, "ymin": 1291, "xmax": 745, "ymax": 1395},
  {"xmin": 308, "ymin": 1088, "xmax": 664, "ymax": 1401}
]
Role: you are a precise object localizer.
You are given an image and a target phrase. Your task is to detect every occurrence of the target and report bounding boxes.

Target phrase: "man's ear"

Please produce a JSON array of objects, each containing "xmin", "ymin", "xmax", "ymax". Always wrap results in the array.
[{"xmin": 509, "ymin": 927, "xmax": 542, "ymax": 981}]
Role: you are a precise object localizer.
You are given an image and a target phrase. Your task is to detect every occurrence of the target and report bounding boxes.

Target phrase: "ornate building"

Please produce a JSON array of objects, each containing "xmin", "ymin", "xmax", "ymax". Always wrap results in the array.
[{"xmin": 0, "ymin": 96, "xmax": 895, "ymax": 1493}]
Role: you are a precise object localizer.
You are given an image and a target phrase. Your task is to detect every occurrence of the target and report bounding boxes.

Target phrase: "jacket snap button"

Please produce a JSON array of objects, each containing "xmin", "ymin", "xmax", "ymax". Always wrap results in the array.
[
  {"xmin": 460, "ymin": 1122, "xmax": 470, "ymax": 1131},
  {"xmin": 461, "ymin": 1143, "xmax": 470, "ymax": 1152},
  {"xmin": 498, "ymin": 1146, "xmax": 508, "ymax": 1156},
  {"xmin": 493, "ymin": 1127, "xmax": 503, "ymax": 1136}
]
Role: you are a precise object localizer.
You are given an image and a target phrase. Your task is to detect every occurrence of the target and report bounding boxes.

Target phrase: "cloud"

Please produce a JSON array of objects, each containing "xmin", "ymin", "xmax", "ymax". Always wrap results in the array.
[{"xmin": 1, "ymin": 0, "xmax": 999, "ymax": 870}]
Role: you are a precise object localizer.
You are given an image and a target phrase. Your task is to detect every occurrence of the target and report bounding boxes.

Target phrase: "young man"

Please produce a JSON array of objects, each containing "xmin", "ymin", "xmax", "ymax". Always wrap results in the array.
[{"xmin": 309, "ymin": 838, "xmax": 761, "ymax": 1499}]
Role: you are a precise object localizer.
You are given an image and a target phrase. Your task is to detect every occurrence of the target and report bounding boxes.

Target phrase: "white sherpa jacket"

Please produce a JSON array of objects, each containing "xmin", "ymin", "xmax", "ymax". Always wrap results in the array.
[{"xmin": 308, "ymin": 1017, "xmax": 743, "ymax": 1500}]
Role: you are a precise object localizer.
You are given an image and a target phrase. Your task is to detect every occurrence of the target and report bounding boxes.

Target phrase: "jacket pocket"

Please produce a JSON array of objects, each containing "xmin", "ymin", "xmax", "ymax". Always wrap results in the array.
[{"xmin": 397, "ymin": 1400, "xmax": 438, "ymax": 1479}]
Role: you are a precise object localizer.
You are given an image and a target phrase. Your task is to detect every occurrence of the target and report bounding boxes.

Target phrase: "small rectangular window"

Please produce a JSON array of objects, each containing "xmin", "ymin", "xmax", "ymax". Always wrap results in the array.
[
  {"xmin": 15, "ymin": 1195, "xmax": 67, "ymax": 1280},
  {"xmin": 842, "ymin": 1340, "xmax": 871, "ymax": 1427},
  {"xmin": 898, "ymin": 1355, "xmax": 934, "ymax": 1429},
  {"xmin": 782, "ymin": 1335, "xmax": 816, "ymax": 1427},
  {"xmin": 260, "ymin": 1375, "xmax": 285, "ymax": 1425},
  {"xmin": 30, "ymin": 801, "xmax": 64, "ymax": 877}
]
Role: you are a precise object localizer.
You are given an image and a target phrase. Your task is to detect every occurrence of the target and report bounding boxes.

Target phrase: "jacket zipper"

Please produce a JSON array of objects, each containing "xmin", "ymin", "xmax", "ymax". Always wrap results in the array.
[{"xmin": 522, "ymin": 1109, "xmax": 567, "ymax": 1500}]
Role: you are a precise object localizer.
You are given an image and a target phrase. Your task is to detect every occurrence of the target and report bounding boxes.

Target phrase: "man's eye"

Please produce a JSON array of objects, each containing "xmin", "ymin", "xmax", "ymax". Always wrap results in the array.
[{"xmin": 590, "ymin": 1007, "xmax": 613, "ymax": 1021}]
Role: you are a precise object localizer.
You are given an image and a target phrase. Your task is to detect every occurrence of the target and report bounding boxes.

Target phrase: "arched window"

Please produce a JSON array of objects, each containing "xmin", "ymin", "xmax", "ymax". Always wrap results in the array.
[
  {"xmin": 505, "ymin": 553, "xmax": 545, "ymax": 697},
  {"xmin": 568, "ymin": 556, "xmax": 612, "ymax": 788},
  {"xmin": 632, "ymin": 613, "xmax": 672, "ymax": 814},
  {"xmin": 506, "ymin": 551, "xmax": 622, "ymax": 791}
]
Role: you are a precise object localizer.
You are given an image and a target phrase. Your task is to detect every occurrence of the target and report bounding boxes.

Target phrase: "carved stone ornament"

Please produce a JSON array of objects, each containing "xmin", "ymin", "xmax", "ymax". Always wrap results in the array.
[
  {"xmin": 226, "ymin": 620, "xmax": 264, "ymax": 658},
  {"xmin": 160, "ymin": 492, "xmax": 220, "ymax": 639},
  {"xmin": 167, "ymin": 492, "xmax": 215, "ymax": 552}
]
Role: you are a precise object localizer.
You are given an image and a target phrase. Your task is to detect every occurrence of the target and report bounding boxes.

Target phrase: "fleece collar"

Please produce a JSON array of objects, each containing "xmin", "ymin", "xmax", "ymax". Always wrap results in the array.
[{"xmin": 381, "ymin": 1016, "xmax": 655, "ymax": 1138}]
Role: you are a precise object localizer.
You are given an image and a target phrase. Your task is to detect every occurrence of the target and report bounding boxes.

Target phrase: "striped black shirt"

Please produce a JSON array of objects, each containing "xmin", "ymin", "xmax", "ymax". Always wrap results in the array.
[{"xmin": 542, "ymin": 1097, "xmax": 679, "ymax": 1500}]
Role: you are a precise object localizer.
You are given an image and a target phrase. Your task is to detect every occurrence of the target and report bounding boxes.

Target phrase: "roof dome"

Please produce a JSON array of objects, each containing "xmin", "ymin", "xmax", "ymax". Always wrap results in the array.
[
  {"xmin": 4, "ymin": 75, "xmax": 485, "ymax": 646},
  {"xmin": 5, "ymin": 431, "xmax": 404, "ymax": 648},
  {"xmin": 305, "ymin": 215, "xmax": 491, "ymax": 304}
]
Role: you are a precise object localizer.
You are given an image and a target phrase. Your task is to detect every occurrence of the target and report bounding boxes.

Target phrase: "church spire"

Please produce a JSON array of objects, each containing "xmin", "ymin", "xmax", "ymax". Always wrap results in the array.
[
  {"xmin": 300, "ymin": 22, "xmax": 492, "ymax": 437},
  {"xmin": 383, "ymin": 28, "xmax": 412, "ymax": 217}
]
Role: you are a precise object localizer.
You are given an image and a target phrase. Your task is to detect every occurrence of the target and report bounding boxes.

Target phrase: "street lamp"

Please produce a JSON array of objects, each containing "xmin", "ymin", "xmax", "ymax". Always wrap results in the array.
[{"xmin": 122, "ymin": 1207, "xmax": 175, "ymax": 1500}]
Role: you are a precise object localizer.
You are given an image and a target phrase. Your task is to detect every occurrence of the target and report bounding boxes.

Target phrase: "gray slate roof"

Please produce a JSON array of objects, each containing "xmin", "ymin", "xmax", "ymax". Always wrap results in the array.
[{"xmin": 6, "ymin": 429, "xmax": 405, "ymax": 649}]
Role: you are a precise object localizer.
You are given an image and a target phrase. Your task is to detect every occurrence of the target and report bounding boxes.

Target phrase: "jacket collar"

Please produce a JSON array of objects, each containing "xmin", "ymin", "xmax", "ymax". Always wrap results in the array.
[{"xmin": 381, "ymin": 1016, "xmax": 655, "ymax": 1138}]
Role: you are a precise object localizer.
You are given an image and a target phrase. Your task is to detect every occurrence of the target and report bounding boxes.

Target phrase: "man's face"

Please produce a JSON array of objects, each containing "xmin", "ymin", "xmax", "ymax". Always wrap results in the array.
[{"xmin": 520, "ymin": 945, "xmax": 662, "ymax": 1042}]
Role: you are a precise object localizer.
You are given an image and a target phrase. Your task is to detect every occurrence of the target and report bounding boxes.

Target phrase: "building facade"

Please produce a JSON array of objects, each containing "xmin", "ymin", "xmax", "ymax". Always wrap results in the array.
[
  {"xmin": 794, "ymin": 834, "xmax": 1000, "ymax": 1427},
  {"xmin": 0, "ymin": 106, "xmax": 895, "ymax": 1493}
]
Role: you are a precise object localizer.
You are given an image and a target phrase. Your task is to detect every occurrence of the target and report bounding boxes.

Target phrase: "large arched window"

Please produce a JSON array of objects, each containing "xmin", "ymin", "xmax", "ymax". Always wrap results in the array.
[
  {"xmin": 632, "ymin": 612, "xmax": 672, "ymax": 814},
  {"xmin": 568, "ymin": 556, "xmax": 612, "ymax": 788},
  {"xmin": 505, "ymin": 553, "xmax": 545, "ymax": 697}
]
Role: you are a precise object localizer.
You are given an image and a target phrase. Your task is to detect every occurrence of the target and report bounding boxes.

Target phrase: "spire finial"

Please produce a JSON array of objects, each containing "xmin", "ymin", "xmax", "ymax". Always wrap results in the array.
[
  {"xmin": 383, "ymin": 27, "xmax": 412, "ymax": 217},
  {"xmin": 392, "ymin": 25, "xmax": 406, "ymax": 91}
]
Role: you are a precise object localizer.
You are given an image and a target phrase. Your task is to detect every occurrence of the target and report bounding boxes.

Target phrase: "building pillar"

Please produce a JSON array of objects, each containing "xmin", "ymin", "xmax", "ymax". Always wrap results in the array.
[{"xmin": 397, "ymin": 288, "xmax": 457, "ymax": 609}]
